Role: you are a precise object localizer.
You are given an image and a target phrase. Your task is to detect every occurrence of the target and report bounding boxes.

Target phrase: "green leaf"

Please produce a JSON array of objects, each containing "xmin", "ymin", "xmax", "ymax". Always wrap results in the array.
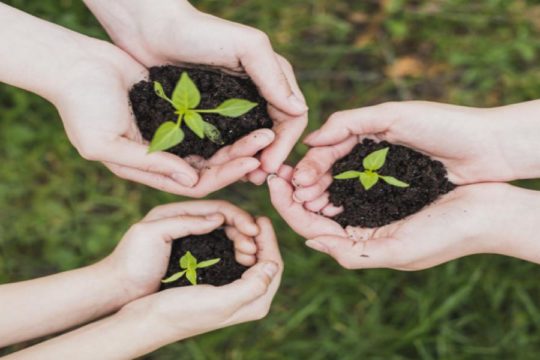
[
  {"xmin": 363, "ymin": 147, "xmax": 389, "ymax": 171},
  {"xmin": 334, "ymin": 170, "xmax": 362, "ymax": 180},
  {"xmin": 161, "ymin": 270, "xmax": 187, "ymax": 283},
  {"xmin": 172, "ymin": 72, "xmax": 200, "ymax": 110},
  {"xmin": 153, "ymin": 81, "xmax": 173, "ymax": 104},
  {"xmin": 184, "ymin": 111, "xmax": 205, "ymax": 138},
  {"xmin": 186, "ymin": 268, "xmax": 197, "ymax": 285},
  {"xmin": 203, "ymin": 122, "xmax": 224, "ymax": 145},
  {"xmin": 197, "ymin": 258, "xmax": 220, "ymax": 268},
  {"xmin": 211, "ymin": 99, "xmax": 258, "ymax": 117},
  {"xmin": 180, "ymin": 251, "xmax": 197, "ymax": 270},
  {"xmin": 380, "ymin": 175, "xmax": 409, "ymax": 188},
  {"xmin": 148, "ymin": 122, "xmax": 184, "ymax": 153},
  {"xmin": 359, "ymin": 171, "xmax": 379, "ymax": 190}
]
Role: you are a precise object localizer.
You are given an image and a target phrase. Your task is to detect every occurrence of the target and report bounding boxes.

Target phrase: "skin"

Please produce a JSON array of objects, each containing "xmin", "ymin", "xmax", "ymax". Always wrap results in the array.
[
  {"xmin": 0, "ymin": 2, "xmax": 307, "ymax": 196},
  {"xmin": 2, "ymin": 201, "xmax": 283, "ymax": 358},
  {"xmin": 83, "ymin": 0, "xmax": 309, "ymax": 181},
  {"xmin": 268, "ymin": 100, "xmax": 540, "ymax": 270}
]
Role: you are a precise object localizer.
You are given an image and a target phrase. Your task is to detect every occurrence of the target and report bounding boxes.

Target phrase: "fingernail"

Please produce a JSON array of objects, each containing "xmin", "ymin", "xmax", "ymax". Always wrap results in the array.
[
  {"xmin": 292, "ymin": 191, "xmax": 304, "ymax": 203},
  {"xmin": 262, "ymin": 262, "xmax": 278, "ymax": 277},
  {"xmin": 257, "ymin": 130, "xmax": 275, "ymax": 144},
  {"xmin": 266, "ymin": 173, "xmax": 278, "ymax": 183},
  {"xmin": 288, "ymin": 94, "xmax": 308, "ymax": 113},
  {"xmin": 305, "ymin": 240, "xmax": 328, "ymax": 253},
  {"xmin": 304, "ymin": 131, "xmax": 321, "ymax": 144},
  {"xmin": 172, "ymin": 173, "xmax": 196, "ymax": 187}
]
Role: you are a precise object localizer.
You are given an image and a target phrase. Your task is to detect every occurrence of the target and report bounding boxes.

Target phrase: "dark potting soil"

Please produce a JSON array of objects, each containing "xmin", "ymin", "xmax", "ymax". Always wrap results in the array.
[
  {"xmin": 328, "ymin": 139, "xmax": 456, "ymax": 228},
  {"xmin": 160, "ymin": 229, "xmax": 248, "ymax": 290},
  {"xmin": 129, "ymin": 65, "xmax": 272, "ymax": 159}
]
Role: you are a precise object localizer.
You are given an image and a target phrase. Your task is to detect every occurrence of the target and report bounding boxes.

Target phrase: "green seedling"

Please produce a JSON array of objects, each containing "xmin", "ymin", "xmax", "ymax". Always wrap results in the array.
[
  {"xmin": 334, "ymin": 147, "xmax": 409, "ymax": 190},
  {"xmin": 161, "ymin": 251, "xmax": 220, "ymax": 285},
  {"xmin": 149, "ymin": 72, "xmax": 258, "ymax": 153}
]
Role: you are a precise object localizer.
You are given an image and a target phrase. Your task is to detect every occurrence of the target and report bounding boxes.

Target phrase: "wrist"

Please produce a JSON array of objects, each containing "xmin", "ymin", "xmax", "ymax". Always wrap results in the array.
[
  {"xmin": 83, "ymin": 0, "xmax": 196, "ymax": 62},
  {"xmin": 488, "ymin": 101, "xmax": 540, "ymax": 180},
  {"xmin": 475, "ymin": 184, "xmax": 540, "ymax": 263}
]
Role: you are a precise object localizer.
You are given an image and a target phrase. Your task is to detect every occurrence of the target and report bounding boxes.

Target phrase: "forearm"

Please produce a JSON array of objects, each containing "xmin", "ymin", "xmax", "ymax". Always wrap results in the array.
[
  {"xmin": 486, "ymin": 184, "xmax": 540, "ymax": 264},
  {"xmin": 489, "ymin": 100, "xmax": 540, "ymax": 180},
  {"xmin": 4, "ymin": 303, "xmax": 179, "ymax": 359},
  {"xmin": 0, "ymin": 260, "xmax": 137, "ymax": 347},
  {"xmin": 0, "ymin": 3, "xmax": 105, "ymax": 103}
]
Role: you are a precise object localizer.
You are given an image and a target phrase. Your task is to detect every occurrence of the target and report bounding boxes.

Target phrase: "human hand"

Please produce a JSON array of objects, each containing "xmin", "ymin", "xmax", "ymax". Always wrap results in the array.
[
  {"xmin": 101, "ymin": 200, "xmax": 267, "ymax": 299},
  {"xmin": 56, "ymin": 39, "xmax": 277, "ymax": 196},
  {"xmin": 118, "ymin": 216, "xmax": 283, "ymax": 346},
  {"xmin": 291, "ymin": 101, "xmax": 540, "ymax": 203},
  {"xmin": 83, "ymin": 0, "xmax": 308, "ymax": 177},
  {"xmin": 269, "ymin": 168, "xmax": 540, "ymax": 270}
]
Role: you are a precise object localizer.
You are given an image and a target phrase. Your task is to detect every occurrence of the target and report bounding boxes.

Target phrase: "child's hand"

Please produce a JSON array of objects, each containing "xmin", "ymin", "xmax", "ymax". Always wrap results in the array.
[
  {"xmin": 118, "ymin": 217, "xmax": 282, "ymax": 350},
  {"xmin": 83, "ymin": 0, "xmax": 308, "ymax": 176},
  {"xmin": 102, "ymin": 201, "xmax": 265, "ymax": 299}
]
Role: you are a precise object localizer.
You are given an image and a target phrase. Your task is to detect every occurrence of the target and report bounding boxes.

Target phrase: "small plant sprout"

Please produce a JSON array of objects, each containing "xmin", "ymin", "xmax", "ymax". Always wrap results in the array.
[
  {"xmin": 161, "ymin": 251, "xmax": 220, "ymax": 285},
  {"xmin": 334, "ymin": 147, "xmax": 409, "ymax": 191},
  {"xmin": 149, "ymin": 72, "xmax": 258, "ymax": 153}
]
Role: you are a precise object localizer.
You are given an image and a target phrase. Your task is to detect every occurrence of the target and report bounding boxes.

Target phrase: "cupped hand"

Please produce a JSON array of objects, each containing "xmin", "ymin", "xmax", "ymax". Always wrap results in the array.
[
  {"xmin": 119, "ymin": 216, "xmax": 283, "ymax": 343},
  {"xmin": 87, "ymin": 0, "xmax": 308, "ymax": 176},
  {"xmin": 291, "ymin": 101, "xmax": 516, "ymax": 203},
  {"xmin": 102, "ymin": 200, "xmax": 269, "ymax": 299},
  {"xmin": 56, "ymin": 39, "xmax": 277, "ymax": 197},
  {"xmin": 269, "ymin": 165, "xmax": 523, "ymax": 270}
]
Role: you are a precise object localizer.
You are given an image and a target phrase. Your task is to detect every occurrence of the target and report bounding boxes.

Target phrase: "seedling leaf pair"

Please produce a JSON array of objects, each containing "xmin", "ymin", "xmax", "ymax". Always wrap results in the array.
[
  {"xmin": 148, "ymin": 72, "xmax": 258, "ymax": 153},
  {"xmin": 334, "ymin": 147, "xmax": 409, "ymax": 190},
  {"xmin": 161, "ymin": 251, "xmax": 220, "ymax": 285}
]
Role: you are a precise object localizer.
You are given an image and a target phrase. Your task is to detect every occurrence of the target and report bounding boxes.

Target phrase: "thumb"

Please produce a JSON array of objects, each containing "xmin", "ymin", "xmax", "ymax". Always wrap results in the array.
[
  {"xmin": 239, "ymin": 35, "xmax": 307, "ymax": 116},
  {"xmin": 220, "ymin": 261, "xmax": 278, "ymax": 308}
]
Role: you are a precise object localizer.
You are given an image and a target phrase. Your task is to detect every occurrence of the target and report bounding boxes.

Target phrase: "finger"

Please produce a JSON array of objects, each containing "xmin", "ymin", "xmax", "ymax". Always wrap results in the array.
[
  {"xmin": 293, "ymin": 136, "xmax": 357, "ymax": 187},
  {"xmin": 193, "ymin": 157, "xmax": 261, "ymax": 197},
  {"xmin": 105, "ymin": 162, "xmax": 197, "ymax": 196},
  {"xmin": 321, "ymin": 204, "xmax": 344, "ymax": 217},
  {"xmin": 267, "ymin": 174, "xmax": 345, "ymax": 239},
  {"xmin": 208, "ymin": 129, "xmax": 275, "ymax": 166},
  {"xmin": 293, "ymin": 173, "xmax": 333, "ymax": 203},
  {"xmin": 304, "ymin": 105, "xmax": 395, "ymax": 146},
  {"xmin": 260, "ymin": 105, "xmax": 308, "ymax": 174},
  {"xmin": 276, "ymin": 54, "xmax": 306, "ymax": 102},
  {"xmin": 239, "ymin": 33, "xmax": 307, "ymax": 116},
  {"xmin": 133, "ymin": 214, "xmax": 225, "ymax": 241},
  {"xmin": 246, "ymin": 168, "xmax": 269, "ymax": 185},
  {"xmin": 277, "ymin": 164, "xmax": 294, "ymax": 181},
  {"xmin": 225, "ymin": 226, "xmax": 257, "ymax": 255},
  {"xmin": 254, "ymin": 217, "xmax": 282, "ymax": 265},
  {"xmin": 306, "ymin": 235, "xmax": 402, "ymax": 270},
  {"xmin": 102, "ymin": 138, "xmax": 198, "ymax": 187},
  {"xmin": 304, "ymin": 192, "xmax": 330, "ymax": 213},
  {"xmin": 258, "ymin": 56, "xmax": 308, "ymax": 173},
  {"xmin": 225, "ymin": 226, "xmax": 257, "ymax": 266},
  {"xmin": 143, "ymin": 200, "xmax": 259, "ymax": 236},
  {"xmin": 219, "ymin": 261, "xmax": 278, "ymax": 308}
]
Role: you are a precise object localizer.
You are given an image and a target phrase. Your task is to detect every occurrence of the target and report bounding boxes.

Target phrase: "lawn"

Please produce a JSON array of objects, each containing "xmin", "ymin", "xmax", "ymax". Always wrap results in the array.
[{"xmin": 2, "ymin": 0, "xmax": 540, "ymax": 358}]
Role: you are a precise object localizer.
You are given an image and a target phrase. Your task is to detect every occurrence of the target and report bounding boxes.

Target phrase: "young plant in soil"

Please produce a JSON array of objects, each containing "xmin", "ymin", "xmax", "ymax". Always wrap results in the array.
[
  {"xmin": 161, "ymin": 251, "xmax": 220, "ymax": 285},
  {"xmin": 328, "ymin": 139, "xmax": 455, "ymax": 228},
  {"xmin": 149, "ymin": 72, "xmax": 257, "ymax": 153},
  {"xmin": 130, "ymin": 66, "xmax": 272, "ymax": 159},
  {"xmin": 334, "ymin": 147, "xmax": 409, "ymax": 190},
  {"xmin": 160, "ymin": 229, "xmax": 248, "ymax": 290}
]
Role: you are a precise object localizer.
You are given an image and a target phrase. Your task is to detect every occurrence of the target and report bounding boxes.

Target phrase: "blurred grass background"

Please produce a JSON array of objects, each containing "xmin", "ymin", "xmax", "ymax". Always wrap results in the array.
[{"xmin": 2, "ymin": 0, "xmax": 540, "ymax": 358}]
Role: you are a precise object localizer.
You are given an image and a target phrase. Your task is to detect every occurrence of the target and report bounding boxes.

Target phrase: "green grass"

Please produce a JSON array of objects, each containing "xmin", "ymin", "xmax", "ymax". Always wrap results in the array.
[{"xmin": 2, "ymin": 0, "xmax": 540, "ymax": 358}]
